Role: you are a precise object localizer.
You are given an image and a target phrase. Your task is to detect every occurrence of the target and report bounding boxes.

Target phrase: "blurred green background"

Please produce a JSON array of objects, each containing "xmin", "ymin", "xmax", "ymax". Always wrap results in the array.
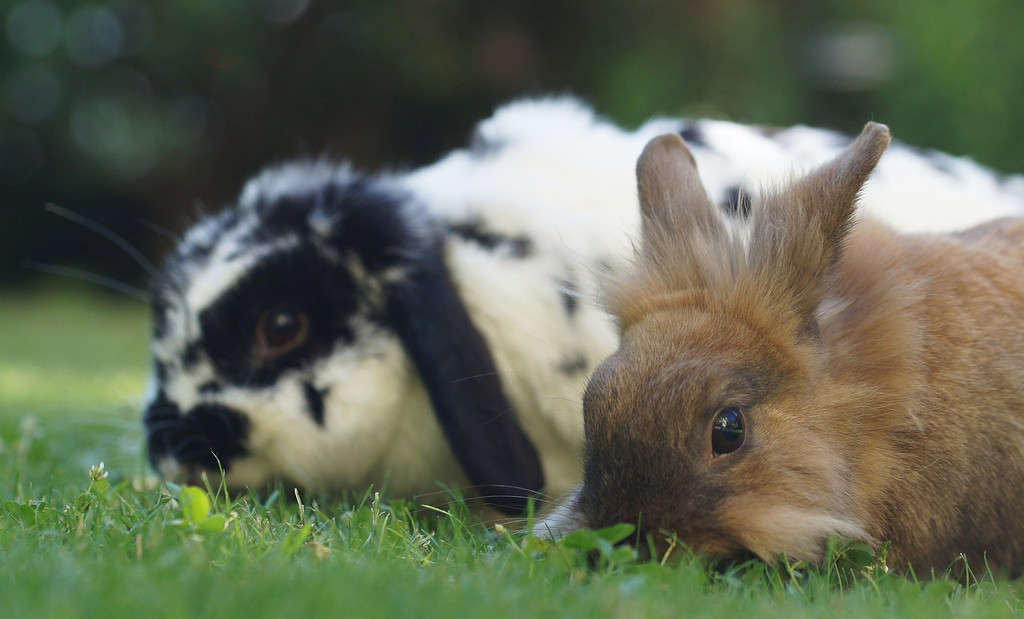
[{"xmin": 2, "ymin": 0, "xmax": 1023, "ymax": 289}]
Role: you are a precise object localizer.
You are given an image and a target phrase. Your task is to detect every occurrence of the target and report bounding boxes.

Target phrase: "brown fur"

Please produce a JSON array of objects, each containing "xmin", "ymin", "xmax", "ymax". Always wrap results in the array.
[{"xmin": 540, "ymin": 125, "xmax": 1024, "ymax": 574}]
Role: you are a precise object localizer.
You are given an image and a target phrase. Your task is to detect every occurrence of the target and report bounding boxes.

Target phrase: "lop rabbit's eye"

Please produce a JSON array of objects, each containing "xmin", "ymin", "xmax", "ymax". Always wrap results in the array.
[
  {"xmin": 711, "ymin": 408, "xmax": 745, "ymax": 456},
  {"xmin": 255, "ymin": 306, "xmax": 309, "ymax": 359}
]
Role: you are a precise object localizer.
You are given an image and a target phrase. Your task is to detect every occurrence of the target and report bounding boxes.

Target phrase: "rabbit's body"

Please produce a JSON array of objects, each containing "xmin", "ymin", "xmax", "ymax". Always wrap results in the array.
[
  {"xmin": 826, "ymin": 217, "xmax": 1024, "ymax": 570},
  {"xmin": 537, "ymin": 125, "xmax": 1024, "ymax": 572},
  {"xmin": 144, "ymin": 97, "xmax": 1024, "ymax": 516}
]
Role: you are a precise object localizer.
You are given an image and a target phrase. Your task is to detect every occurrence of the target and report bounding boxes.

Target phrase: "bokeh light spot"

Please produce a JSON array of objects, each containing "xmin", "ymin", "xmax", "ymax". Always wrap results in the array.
[
  {"xmin": 6, "ymin": 0, "xmax": 62, "ymax": 56},
  {"xmin": 70, "ymin": 96, "xmax": 156, "ymax": 179},
  {"xmin": 261, "ymin": 0, "xmax": 311, "ymax": 25},
  {"xmin": 65, "ymin": 4, "xmax": 124, "ymax": 67},
  {"xmin": 806, "ymin": 23, "xmax": 895, "ymax": 92}
]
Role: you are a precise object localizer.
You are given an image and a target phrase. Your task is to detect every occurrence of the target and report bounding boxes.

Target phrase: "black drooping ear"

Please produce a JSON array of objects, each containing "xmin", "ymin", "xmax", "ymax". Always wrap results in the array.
[{"xmin": 387, "ymin": 242, "xmax": 544, "ymax": 515}]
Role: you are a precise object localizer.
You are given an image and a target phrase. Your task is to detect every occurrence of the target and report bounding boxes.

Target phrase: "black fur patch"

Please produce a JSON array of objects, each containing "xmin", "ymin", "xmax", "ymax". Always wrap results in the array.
[
  {"xmin": 150, "ymin": 290, "xmax": 170, "ymax": 339},
  {"xmin": 722, "ymin": 186, "xmax": 752, "ymax": 218},
  {"xmin": 198, "ymin": 381, "xmax": 222, "ymax": 395},
  {"xmin": 182, "ymin": 342, "xmax": 202, "ymax": 367},
  {"xmin": 154, "ymin": 359, "xmax": 168, "ymax": 382},
  {"xmin": 558, "ymin": 354, "xmax": 588, "ymax": 375},
  {"xmin": 184, "ymin": 210, "xmax": 241, "ymax": 261},
  {"xmin": 246, "ymin": 177, "xmax": 418, "ymax": 272},
  {"xmin": 184, "ymin": 403, "xmax": 250, "ymax": 470},
  {"xmin": 928, "ymin": 153, "xmax": 956, "ymax": 175},
  {"xmin": 470, "ymin": 128, "xmax": 504, "ymax": 156},
  {"xmin": 197, "ymin": 245, "xmax": 360, "ymax": 387},
  {"xmin": 449, "ymin": 220, "xmax": 533, "ymax": 258},
  {"xmin": 558, "ymin": 276, "xmax": 579, "ymax": 316},
  {"xmin": 144, "ymin": 390, "xmax": 181, "ymax": 467},
  {"xmin": 303, "ymin": 381, "xmax": 327, "ymax": 426},
  {"xmin": 679, "ymin": 123, "xmax": 706, "ymax": 149}
]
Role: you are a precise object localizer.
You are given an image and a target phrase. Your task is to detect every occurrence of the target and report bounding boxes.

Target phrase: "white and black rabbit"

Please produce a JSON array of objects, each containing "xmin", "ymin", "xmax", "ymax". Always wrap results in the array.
[{"xmin": 144, "ymin": 97, "xmax": 1024, "ymax": 514}]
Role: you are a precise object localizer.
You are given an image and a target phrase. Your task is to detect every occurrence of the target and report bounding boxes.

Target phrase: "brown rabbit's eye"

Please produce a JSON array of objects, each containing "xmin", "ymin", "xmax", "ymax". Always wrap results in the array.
[
  {"xmin": 255, "ymin": 306, "xmax": 309, "ymax": 359},
  {"xmin": 711, "ymin": 408, "xmax": 745, "ymax": 456}
]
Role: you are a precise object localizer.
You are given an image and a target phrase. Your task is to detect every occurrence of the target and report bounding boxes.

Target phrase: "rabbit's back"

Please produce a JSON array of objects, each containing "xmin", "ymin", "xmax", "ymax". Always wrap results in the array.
[
  {"xmin": 955, "ymin": 217, "xmax": 1024, "ymax": 263},
  {"xmin": 834, "ymin": 216, "xmax": 1024, "ymax": 571}
]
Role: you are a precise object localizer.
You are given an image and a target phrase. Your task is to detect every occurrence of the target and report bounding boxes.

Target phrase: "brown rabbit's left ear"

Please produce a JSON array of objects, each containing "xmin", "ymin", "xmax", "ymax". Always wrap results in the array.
[
  {"xmin": 750, "ymin": 122, "xmax": 890, "ymax": 317},
  {"xmin": 636, "ymin": 133, "xmax": 724, "ymax": 256}
]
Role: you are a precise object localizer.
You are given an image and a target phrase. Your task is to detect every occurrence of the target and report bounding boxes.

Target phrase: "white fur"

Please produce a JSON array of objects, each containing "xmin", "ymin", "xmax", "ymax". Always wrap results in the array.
[
  {"xmin": 148, "ymin": 96, "xmax": 1024, "ymax": 506},
  {"xmin": 238, "ymin": 160, "xmax": 358, "ymax": 209},
  {"xmin": 218, "ymin": 321, "xmax": 467, "ymax": 495}
]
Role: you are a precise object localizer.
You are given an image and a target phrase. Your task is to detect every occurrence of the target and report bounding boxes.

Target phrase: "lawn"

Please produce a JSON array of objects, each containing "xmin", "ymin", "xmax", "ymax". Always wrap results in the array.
[{"xmin": 2, "ymin": 286, "xmax": 1022, "ymax": 618}]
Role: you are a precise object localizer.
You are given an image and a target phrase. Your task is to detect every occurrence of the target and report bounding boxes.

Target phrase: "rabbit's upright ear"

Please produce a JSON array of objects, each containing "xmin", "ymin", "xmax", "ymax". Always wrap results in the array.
[
  {"xmin": 387, "ymin": 244, "xmax": 544, "ymax": 515},
  {"xmin": 750, "ymin": 122, "xmax": 891, "ymax": 318},
  {"xmin": 791, "ymin": 121, "xmax": 891, "ymax": 256},
  {"xmin": 636, "ymin": 133, "xmax": 724, "ymax": 257}
]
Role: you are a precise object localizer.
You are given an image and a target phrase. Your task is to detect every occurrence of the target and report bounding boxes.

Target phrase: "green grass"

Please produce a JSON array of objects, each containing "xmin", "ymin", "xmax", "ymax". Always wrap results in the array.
[{"xmin": 2, "ymin": 286, "xmax": 1023, "ymax": 618}]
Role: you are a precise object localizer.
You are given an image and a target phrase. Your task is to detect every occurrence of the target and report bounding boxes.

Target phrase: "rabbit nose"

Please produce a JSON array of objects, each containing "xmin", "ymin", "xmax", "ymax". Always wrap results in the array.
[
  {"xmin": 143, "ymin": 391, "xmax": 184, "ymax": 468},
  {"xmin": 143, "ymin": 395, "xmax": 250, "ymax": 473},
  {"xmin": 177, "ymin": 403, "xmax": 250, "ymax": 470}
]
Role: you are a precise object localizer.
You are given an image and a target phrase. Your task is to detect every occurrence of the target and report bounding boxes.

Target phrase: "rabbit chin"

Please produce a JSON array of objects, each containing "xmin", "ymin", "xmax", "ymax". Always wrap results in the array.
[
  {"xmin": 535, "ymin": 486, "xmax": 871, "ymax": 564},
  {"xmin": 155, "ymin": 454, "xmax": 273, "ymax": 490}
]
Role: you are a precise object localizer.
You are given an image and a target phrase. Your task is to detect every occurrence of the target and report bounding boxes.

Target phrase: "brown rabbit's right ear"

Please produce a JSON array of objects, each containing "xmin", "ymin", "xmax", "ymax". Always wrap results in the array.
[
  {"xmin": 790, "ymin": 121, "xmax": 891, "ymax": 256},
  {"xmin": 749, "ymin": 122, "xmax": 891, "ymax": 319},
  {"xmin": 636, "ymin": 133, "xmax": 724, "ymax": 257}
]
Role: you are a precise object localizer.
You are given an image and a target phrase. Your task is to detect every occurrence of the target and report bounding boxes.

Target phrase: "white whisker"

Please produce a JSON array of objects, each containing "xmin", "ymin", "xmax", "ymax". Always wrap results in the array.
[
  {"xmin": 22, "ymin": 261, "xmax": 149, "ymax": 302},
  {"xmin": 45, "ymin": 203, "xmax": 160, "ymax": 279}
]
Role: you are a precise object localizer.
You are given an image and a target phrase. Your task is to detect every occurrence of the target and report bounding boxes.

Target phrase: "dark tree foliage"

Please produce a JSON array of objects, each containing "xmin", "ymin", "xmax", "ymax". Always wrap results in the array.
[{"xmin": 3, "ymin": 0, "xmax": 1022, "ymax": 286}]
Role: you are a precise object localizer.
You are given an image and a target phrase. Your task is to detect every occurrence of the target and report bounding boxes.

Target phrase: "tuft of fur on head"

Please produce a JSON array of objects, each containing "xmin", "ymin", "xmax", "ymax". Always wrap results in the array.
[{"xmin": 606, "ymin": 125, "xmax": 891, "ymax": 335}]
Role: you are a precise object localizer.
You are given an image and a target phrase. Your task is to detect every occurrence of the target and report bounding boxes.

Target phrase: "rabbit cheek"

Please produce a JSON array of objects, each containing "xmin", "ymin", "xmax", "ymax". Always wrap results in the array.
[
  {"xmin": 577, "ymin": 425, "xmax": 730, "ymax": 550},
  {"xmin": 707, "ymin": 432, "xmax": 869, "ymax": 563},
  {"xmin": 714, "ymin": 499, "xmax": 870, "ymax": 563}
]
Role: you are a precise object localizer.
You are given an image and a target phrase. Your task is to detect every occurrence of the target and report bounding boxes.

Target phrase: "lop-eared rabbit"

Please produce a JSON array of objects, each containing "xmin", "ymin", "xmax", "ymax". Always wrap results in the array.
[
  {"xmin": 145, "ymin": 98, "xmax": 1024, "ymax": 515},
  {"xmin": 536, "ymin": 124, "xmax": 1024, "ymax": 572}
]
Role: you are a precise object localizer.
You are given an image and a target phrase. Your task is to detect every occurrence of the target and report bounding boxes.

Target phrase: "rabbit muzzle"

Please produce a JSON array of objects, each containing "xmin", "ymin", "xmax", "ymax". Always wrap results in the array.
[{"xmin": 144, "ymin": 392, "xmax": 250, "ymax": 482}]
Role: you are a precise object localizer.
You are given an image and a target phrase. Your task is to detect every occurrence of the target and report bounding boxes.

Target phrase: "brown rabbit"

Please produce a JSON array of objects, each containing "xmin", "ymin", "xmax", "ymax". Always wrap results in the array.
[{"xmin": 534, "ymin": 123, "xmax": 1024, "ymax": 573}]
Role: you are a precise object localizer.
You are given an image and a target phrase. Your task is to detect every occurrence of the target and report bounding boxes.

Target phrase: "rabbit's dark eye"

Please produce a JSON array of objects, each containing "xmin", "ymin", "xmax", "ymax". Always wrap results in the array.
[
  {"xmin": 255, "ymin": 305, "xmax": 309, "ymax": 360},
  {"xmin": 711, "ymin": 408, "xmax": 745, "ymax": 456}
]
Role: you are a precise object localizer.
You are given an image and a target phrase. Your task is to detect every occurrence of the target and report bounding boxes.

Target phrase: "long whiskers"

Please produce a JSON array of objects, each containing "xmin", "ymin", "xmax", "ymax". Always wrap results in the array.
[
  {"xmin": 45, "ymin": 203, "xmax": 161, "ymax": 279},
  {"xmin": 44, "ymin": 202, "xmax": 196, "ymax": 338},
  {"xmin": 413, "ymin": 484, "xmax": 556, "ymax": 504},
  {"xmin": 22, "ymin": 261, "xmax": 149, "ymax": 302},
  {"xmin": 136, "ymin": 217, "xmax": 183, "ymax": 246}
]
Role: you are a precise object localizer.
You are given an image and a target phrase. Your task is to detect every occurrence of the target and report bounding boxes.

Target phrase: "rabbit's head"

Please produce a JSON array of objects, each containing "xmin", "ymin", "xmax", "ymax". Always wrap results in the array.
[
  {"xmin": 143, "ymin": 162, "xmax": 542, "ymax": 513},
  {"xmin": 542, "ymin": 124, "xmax": 892, "ymax": 561}
]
